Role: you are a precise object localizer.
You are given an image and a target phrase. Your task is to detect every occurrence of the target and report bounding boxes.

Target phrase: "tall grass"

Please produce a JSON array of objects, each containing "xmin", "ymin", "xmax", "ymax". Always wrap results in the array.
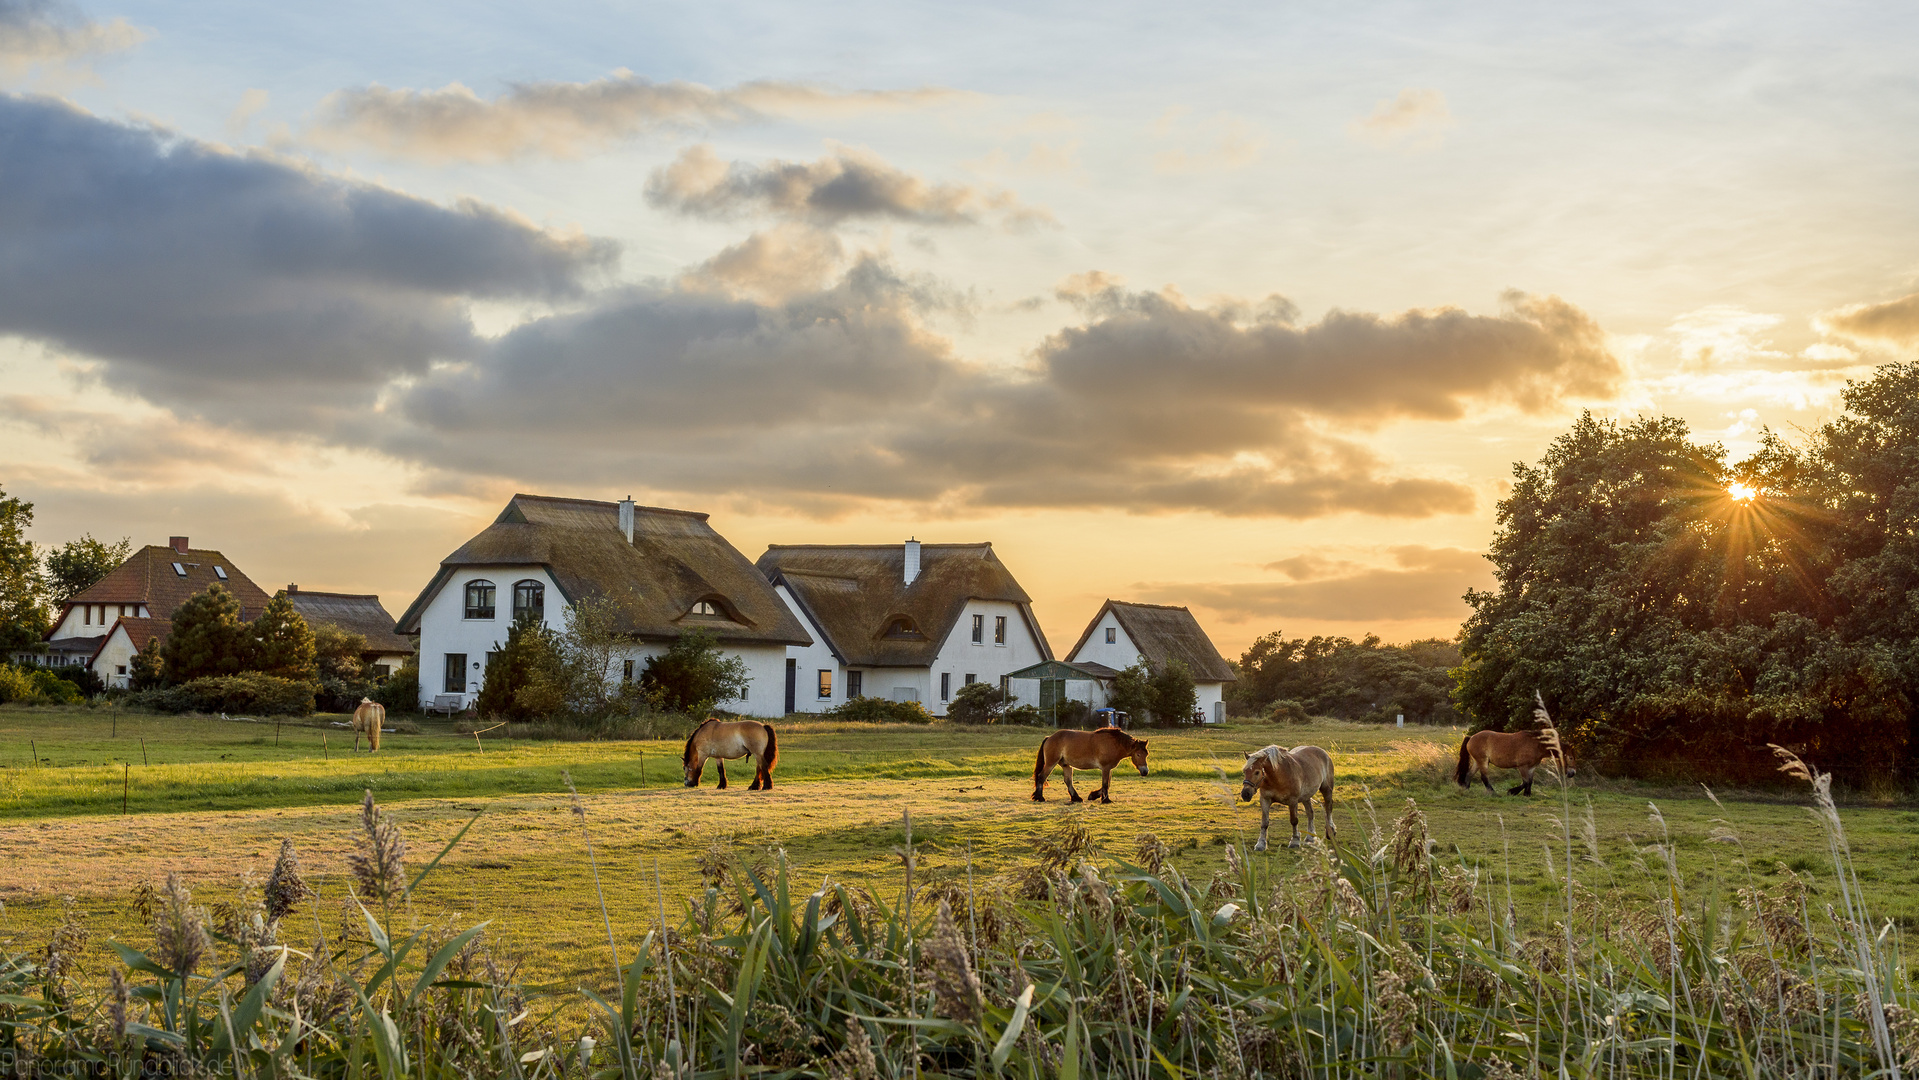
[{"xmin": 2, "ymin": 758, "xmax": 1912, "ymax": 1078}]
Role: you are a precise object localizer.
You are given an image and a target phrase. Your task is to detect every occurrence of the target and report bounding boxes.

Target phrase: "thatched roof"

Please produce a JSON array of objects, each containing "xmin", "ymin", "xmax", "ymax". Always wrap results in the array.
[
  {"xmin": 285, "ymin": 589, "xmax": 414, "ymax": 654},
  {"xmin": 62, "ymin": 544, "xmax": 270, "ymax": 623},
  {"xmin": 1066, "ymin": 600, "xmax": 1237, "ymax": 683},
  {"xmin": 757, "ymin": 543, "xmax": 1051, "ymax": 667},
  {"xmin": 395, "ymin": 495, "xmax": 811, "ymax": 648}
]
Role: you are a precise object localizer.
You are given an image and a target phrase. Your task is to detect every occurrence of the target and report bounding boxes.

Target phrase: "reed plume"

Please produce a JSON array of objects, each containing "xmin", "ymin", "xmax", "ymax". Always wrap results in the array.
[{"xmin": 347, "ymin": 789, "xmax": 408, "ymax": 904}]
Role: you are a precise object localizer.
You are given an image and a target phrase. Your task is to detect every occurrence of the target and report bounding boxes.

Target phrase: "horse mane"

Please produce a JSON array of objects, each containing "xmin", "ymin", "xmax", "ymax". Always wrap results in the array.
[
  {"xmin": 682, "ymin": 717, "xmax": 717, "ymax": 765},
  {"xmin": 1249, "ymin": 745, "xmax": 1287, "ymax": 770},
  {"xmin": 1103, "ymin": 727, "xmax": 1142, "ymax": 748}
]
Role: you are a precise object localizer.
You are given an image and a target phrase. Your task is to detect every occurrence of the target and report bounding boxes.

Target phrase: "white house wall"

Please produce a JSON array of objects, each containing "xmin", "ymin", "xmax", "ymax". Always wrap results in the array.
[
  {"xmin": 775, "ymin": 584, "xmax": 842, "ymax": 714},
  {"xmin": 50, "ymin": 603, "xmax": 149, "ymax": 641},
  {"xmin": 1066, "ymin": 612, "xmax": 1142, "ymax": 670},
  {"xmin": 92, "ymin": 626, "xmax": 137, "ymax": 688},
  {"xmin": 927, "ymin": 599, "xmax": 1047, "ymax": 713}
]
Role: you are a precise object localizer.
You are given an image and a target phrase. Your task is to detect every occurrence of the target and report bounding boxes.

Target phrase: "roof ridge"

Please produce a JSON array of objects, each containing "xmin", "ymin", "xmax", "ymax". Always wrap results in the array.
[
  {"xmin": 287, "ymin": 590, "xmax": 380, "ymax": 599},
  {"xmin": 1108, "ymin": 599, "xmax": 1193, "ymax": 612},
  {"xmin": 512, "ymin": 493, "xmax": 710, "ymax": 520},
  {"xmin": 763, "ymin": 542, "xmax": 994, "ymax": 551}
]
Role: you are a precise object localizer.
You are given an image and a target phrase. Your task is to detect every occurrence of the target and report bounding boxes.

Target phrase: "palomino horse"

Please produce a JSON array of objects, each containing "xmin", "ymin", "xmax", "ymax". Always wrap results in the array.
[
  {"xmin": 1031, "ymin": 726, "xmax": 1149, "ymax": 804},
  {"xmin": 352, "ymin": 698, "xmax": 384, "ymax": 752},
  {"xmin": 1455, "ymin": 729, "xmax": 1575, "ymax": 796},
  {"xmin": 1240, "ymin": 745, "xmax": 1336, "ymax": 851},
  {"xmin": 683, "ymin": 718, "xmax": 779, "ymax": 790}
]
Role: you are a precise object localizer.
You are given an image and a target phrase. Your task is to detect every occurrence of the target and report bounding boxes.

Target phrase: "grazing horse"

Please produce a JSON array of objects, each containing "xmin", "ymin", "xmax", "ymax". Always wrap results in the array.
[
  {"xmin": 1240, "ymin": 745, "xmax": 1336, "ymax": 851},
  {"xmin": 352, "ymin": 698, "xmax": 384, "ymax": 752},
  {"xmin": 1455, "ymin": 729, "xmax": 1576, "ymax": 796},
  {"xmin": 1031, "ymin": 726, "xmax": 1149, "ymax": 804},
  {"xmin": 683, "ymin": 718, "xmax": 779, "ymax": 790}
]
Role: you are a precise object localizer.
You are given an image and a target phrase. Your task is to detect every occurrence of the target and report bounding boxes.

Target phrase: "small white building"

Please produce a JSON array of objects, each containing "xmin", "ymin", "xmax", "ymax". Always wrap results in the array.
[
  {"xmin": 283, "ymin": 587, "xmax": 415, "ymax": 679},
  {"xmin": 757, "ymin": 540, "xmax": 1052, "ymax": 716},
  {"xmin": 1043, "ymin": 600, "xmax": 1238, "ymax": 723},
  {"xmin": 26, "ymin": 537, "xmax": 271, "ymax": 688},
  {"xmin": 395, "ymin": 494, "xmax": 812, "ymax": 716}
]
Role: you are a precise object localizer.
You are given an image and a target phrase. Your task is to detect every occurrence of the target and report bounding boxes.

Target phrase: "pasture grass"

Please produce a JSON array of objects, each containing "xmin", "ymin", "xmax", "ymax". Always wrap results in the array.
[{"xmin": 3, "ymin": 703, "xmax": 1918, "ymax": 1010}]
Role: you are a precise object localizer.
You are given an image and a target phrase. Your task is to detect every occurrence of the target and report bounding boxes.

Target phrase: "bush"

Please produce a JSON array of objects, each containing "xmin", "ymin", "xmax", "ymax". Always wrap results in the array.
[
  {"xmin": 0, "ymin": 662, "xmax": 33, "ymax": 703},
  {"xmin": 372, "ymin": 657, "xmax": 420, "ymax": 713},
  {"xmin": 1004, "ymin": 703, "xmax": 1046, "ymax": 725},
  {"xmin": 47, "ymin": 663, "xmax": 105, "ymax": 697},
  {"xmin": 641, "ymin": 628, "xmax": 750, "ymax": 716},
  {"xmin": 946, "ymin": 680, "xmax": 1008, "ymax": 723},
  {"xmin": 1264, "ymin": 698, "xmax": 1312, "ymax": 724},
  {"xmin": 134, "ymin": 672, "xmax": 316, "ymax": 716},
  {"xmin": 0, "ymin": 663, "xmax": 86, "ymax": 704},
  {"xmin": 1149, "ymin": 659, "xmax": 1198, "ymax": 726},
  {"xmin": 1055, "ymin": 698, "xmax": 1092, "ymax": 728},
  {"xmin": 826, "ymin": 696, "xmax": 935, "ymax": 723},
  {"xmin": 30, "ymin": 668, "xmax": 83, "ymax": 704}
]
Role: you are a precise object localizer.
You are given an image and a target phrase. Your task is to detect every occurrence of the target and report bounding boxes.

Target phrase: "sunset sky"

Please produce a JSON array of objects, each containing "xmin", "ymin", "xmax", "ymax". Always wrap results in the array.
[{"xmin": 4, "ymin": 0, "xmax": 1917, "ymax": 657}]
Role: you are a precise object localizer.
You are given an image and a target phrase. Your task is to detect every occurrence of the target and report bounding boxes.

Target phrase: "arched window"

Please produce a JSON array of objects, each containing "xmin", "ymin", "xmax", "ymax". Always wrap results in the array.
[
  {"xmin": 690, "ymin": 600, "xmax": 719, "ymax": 616},
  {"xmin": 883, "ymin": 615, "xmax": 924, "ymax": 639},
  {"xmin": 464, "ymin": 579, "xmax": 496, "ymax": 620},
  {"xmin": 512, "ymin": 580, "xmax": 545, "ymax": 623}
]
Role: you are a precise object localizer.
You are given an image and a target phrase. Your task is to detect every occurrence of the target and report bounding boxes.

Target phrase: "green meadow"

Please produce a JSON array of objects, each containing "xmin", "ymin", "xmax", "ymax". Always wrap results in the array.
[{"xmin": 3, "ymin": 704, "xmax": 1916, "ymax": 1001}]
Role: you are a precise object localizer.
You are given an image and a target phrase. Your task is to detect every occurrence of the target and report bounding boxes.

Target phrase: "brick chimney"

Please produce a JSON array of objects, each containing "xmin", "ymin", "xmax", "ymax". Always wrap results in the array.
[{"xmin": 169, "ymin": 536, "xmax": 189, "ymax": 554}]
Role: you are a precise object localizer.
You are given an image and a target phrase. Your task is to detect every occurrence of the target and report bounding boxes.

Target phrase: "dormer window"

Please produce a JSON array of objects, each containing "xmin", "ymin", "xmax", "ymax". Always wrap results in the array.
[
  {"xmin": 464, "ymin": 580, "xmax": 496, "ymax": 620},
  {"xmin": 691, "ymin": 600, "xmax": 719, "ymax": 616},
  {"xmin": 214, "ymin": 566, "xmax": 228, "ymax": 580},
  {"xmin": 172, "ymin": 562, "xmax": 187, "ymax": 576},
  {"xmin": 883, "ymin": 616, "xmax": 925, "ymax": 640}
]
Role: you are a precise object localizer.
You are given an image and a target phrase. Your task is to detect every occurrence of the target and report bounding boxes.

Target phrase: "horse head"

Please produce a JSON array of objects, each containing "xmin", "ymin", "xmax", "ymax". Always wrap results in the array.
[
  {"xmin": 1240, "ymin": 749, "xmax": 1274, "ymax": 802},
  {"xmin": 1129, "ymin": 737, "xmax": 1150, "ymax": 777},
  {"xmin": 1557, "ymin": 743, "xmax": 1577, "ymax": 778}
]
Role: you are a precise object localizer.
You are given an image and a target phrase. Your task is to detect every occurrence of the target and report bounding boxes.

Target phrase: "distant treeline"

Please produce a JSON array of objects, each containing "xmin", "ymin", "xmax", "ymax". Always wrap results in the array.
[{"xmin": 1230, "ymin": 632, "xmax": 1462, "ymax": 725}]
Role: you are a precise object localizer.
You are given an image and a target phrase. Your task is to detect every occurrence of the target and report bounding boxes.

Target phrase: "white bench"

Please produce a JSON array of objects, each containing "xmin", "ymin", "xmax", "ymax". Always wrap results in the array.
[{"xmin": 428, "ymin": 694, "xmax": 464, "ymax": 717}]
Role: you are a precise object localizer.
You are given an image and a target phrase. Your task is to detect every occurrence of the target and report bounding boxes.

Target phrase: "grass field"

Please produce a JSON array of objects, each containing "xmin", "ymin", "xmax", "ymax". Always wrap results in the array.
[{"xmin": 4, "ymin": 703, "xmax": 1917, "ymax": 1007}]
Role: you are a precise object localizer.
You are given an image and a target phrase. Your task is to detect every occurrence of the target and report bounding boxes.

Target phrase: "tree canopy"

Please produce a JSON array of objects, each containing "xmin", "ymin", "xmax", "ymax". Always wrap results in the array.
[
  {"xmin": 0, "ymin": 485, "xmax": 48, "ymax": 653},
  {"xmin": 43, "ymin": 534, "xmax": 131, "ymax": 603},
  {"xmin": 1231, "ymin": 633, "xmax": 1461, "ymax": 724},
  {"xmin": 159, "ymin": 584, "xmax": 254, "ymax": 683},
  {"xmin": 1456, "ymin": 363, "xmax": 1919, "ymax": 782}
]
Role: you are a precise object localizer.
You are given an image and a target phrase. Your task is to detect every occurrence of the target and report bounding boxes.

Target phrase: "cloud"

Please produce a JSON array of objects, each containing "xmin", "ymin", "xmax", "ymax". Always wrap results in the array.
[
  {"xmin": 372, "ymin": 269, "xmax": 1615, "ymax": 519},
  {"xmin": 1350, "ymin": 88, "xmax": 1453, "ymax": 150},
  {"xmin": 0, "ymin": 93, "xmax": 617, "ymax": 420},
  {"xmin": 1818, "ymin": 291, "xmax": 1919, "ymax": 346},
  {"xmin": 307, "ymin": 71, "xmax": 957, "ymax": 162},
  {"xmin": 645, "ymin": 143, "xmax": 1052, "ymax": 228},
  {"xmin": 0, "ymin": 0, "xmax": 145, "ymax": 80},
  {"xmin": 1151, "ymin": 111, "xmax": 1265, "ymax": 174},
  {"xmin": 1144, "ymin": 546, "xmax": 1491, "ymax": 622}
]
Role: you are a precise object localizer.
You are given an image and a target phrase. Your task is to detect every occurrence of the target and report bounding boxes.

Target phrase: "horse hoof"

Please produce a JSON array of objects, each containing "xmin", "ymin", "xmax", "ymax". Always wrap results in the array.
[
  {"xmin": 1286, "ymin": 840, "xmax": 1300, "ymax": 850},
  {"xmin": 1069, "ymin": 795, "xmax": 1084, "ymax": 804},
  {"xmin": 1032, "ymin": 793, "xmax": 1045, "ymax": 802},
  {"xmin": 1253, "ymin": 840, "xmax": 1267, "ymax": 853}
]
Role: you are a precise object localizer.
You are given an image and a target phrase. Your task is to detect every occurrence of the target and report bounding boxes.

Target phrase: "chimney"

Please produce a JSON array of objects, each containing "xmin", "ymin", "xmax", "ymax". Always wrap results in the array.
[
  {"xmin": 287, "ymin": 583, "xmax": 298, "ymax": 594},
  {"xmin": 618, "ymin": 497, "xmax": 636, "ymax": 545},
  {"xmin": 169, "ymin": 536, "xmax": 189, "ymax": 554},
  {"xmin": 904, "ymin": 537, "xmax": 921, "ymax": 585}
]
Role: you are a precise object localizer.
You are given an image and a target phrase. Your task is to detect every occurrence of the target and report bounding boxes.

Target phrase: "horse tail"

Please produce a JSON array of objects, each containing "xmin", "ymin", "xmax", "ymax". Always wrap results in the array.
[
  {"xmin": 1454, "ymin": 735, "xmax": 1472, "ymax": 788},
  {"xmin": 760, "ymin": 723, "xmax": 779, "ymax": 777},
  {"xmin": 369, "ymin": 707, "xmax": 381, "ymax": 752}
]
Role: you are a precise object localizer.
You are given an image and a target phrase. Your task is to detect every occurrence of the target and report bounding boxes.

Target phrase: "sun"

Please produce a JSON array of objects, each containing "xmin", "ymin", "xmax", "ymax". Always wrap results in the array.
[{"xmin": 1727, "ymin": 481, "xmax": 1758, "ymax": 502}]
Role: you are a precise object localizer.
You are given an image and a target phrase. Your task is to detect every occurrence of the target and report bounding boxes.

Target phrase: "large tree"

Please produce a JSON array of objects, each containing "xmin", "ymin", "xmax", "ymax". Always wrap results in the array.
[
  {"xmin": 251, "ymin": 593, "xmax": 318, "ymax": 683},
  {"xmin": 1457, "ymin": 367, "xmax": 1919, "ymax": 782},
  {"xmin": 0, "ymin": 484, "xmax": 49, "ymax": 652},
  {"xmin": 42, "ymin": 534, "xmax": 132, "ymax": 603},
  {"xmin": 160, "ymin": 584, "xmax": 254, "ymax": 683}
]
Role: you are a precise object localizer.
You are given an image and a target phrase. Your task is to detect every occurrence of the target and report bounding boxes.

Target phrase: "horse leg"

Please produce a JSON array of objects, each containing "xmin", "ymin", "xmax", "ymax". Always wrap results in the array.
[
  {"xmin": 1521, "ymin": 764, "xmax": 1535, "ymax": 796},
  {"xmin": 1286, "ymin": 801, "xmax": 1302, "ymax": 848},
  {"xmin": 1478, "ymin": 756, "xmax": 1495, "ymax": 794},
  {"xmin": 1063, "ymin": 765, "xmax": 1083, "ymax": 804},
  {"xmin": 1254, "ymin": 796, "xmax": 1271, "ymax": 852},
  {"xmin": 1508, "ymin": 763, "xmax": 1529, "ymax": 796},
  {"xmin": 716, "ymin": 760, "xmax": 728, "ymax": 790},
  {"xmin": 1097, "ymin": 765, "xmax": 1114, "ymax": 804},
  {"xmin": 1321, "ymin": 782, "xmax": 1338, "ymax": 842},
  {"xmin": 749, "ymin": 755, "xmax": 763, "ymax": 791},
  {"xmin": 1302, "ymin": 795, "xmax": 1317, "ymax": 846}
]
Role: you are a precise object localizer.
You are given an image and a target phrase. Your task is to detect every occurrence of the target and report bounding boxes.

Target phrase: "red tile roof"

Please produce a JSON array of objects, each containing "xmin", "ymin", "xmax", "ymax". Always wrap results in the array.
[{"xmin": 63, "ymin": 545, "xmax": 270, "ymax": 625}]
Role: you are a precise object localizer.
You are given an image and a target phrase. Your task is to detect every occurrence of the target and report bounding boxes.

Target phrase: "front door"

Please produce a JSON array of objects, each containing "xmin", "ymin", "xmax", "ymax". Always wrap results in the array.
[{"xmin": 784, "ymin": 659, "xmax": 797, "ymax": 715}]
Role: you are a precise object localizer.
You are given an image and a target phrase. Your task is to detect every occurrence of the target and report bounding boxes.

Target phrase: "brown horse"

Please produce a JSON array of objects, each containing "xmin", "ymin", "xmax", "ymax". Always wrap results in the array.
[
  {"xmin": 1455, "ymin": 729, "xmax": 1575, "ymax": 796},
  {"xmin": 683, "ymin": 718, "xmax": 779, "ymax": 790},
  {"xmin": 352, "ymin": 698, "xmax": 384, "ymax": 752},
  {"xmin": 1031, "ymin": 726, "xmax": 1149, "ymax": 803},
  {"xmin": 1240, "ymin": 745, "xmax": 1336, "ymax": 851}
]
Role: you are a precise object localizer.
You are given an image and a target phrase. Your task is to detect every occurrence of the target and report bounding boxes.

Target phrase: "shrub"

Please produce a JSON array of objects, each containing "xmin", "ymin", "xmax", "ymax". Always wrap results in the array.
[
  {"xmin": 47, "ymin": 663, "xmax": 105, "ymax": 697},
  {"xmin": 946, "ymin": 680, "xmax": 1008, "ymax": 723},
  {"xmin": 160, "ymin": 583, "xmax": 253, "ymax": 682},
  {"xmin": 29, "ymin": 668, "xmax": 83, "ymax": 704},
  {"xmin": 641, "ymin": 628, "xmax": 750, "ymax": 716},
  {"xmin": 135, "ymin": 672, "xmax": 316, "ymax": 716},
  {"xmin": 1004, "ymin": 703, "xmax": 1045, "ymax": 725},
  {"xmin": 372, "ymin": 657, "xmax": 420, "ymax": 713},
  {"xmin": 1264, "ymin": 698, "xmax": 1312, "ymax": 724},
  {"xmin": 1055, "ymin": 698, "xmax": 1092, "ymax": 728},
  {"xmin": 1149, "ymin": 658, "xmax": 1198, "ymax": 726},
  {"xmin": 0, "ymin": 662, "xmax": 33, "ymax": 702},
  {"xmin": 252, "ymin": 593, "xmax": 318, "ymax": 682},
  {"xmin": 476, "ymin": 619, "xmax": 563, "ymax": 721},
  {"xmin": 827, "ymin": 696, "xmax": 935, "ymax": 723},
  {"xmin": 129, "ymin": 637, "xmax": 165, "ymax": 690}
]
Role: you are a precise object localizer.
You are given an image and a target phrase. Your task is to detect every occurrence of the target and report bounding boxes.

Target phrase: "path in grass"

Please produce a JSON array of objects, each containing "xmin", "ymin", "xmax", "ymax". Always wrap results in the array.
[{"xmin": 4, "ymin": 706, "xmax": 1916, "ymax": 1001}]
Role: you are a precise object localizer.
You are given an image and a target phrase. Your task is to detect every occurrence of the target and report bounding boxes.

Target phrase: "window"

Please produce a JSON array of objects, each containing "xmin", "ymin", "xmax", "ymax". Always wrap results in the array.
[
  {"xmin": 965, "ymin": 673, "xmax": 976, "ymax": 686},
  {"xmin": 81, "ymin": 606, "xmax": 89, "ymax": 626},
  {"xmin": 622, "ymin": 658, "xmax": 634, "ymax": 683},
  {"xmin": 213, "ymin": 566, "xmax": 228, "ymax": 581},
  {"xmin": 971, "ymin": 614, "xmax": 984, "ymax": 644},
  {"xmin": 884, "ymin": 617, "xmax": 922, "ymax": 639},
  {"xmin": 373, "ymin": 664, "xmax": 391, "ymax": 681},
  {"xmin": 994, "ymin": 616, "xmax": 1007, "ymax": 645},
  {"xmin": 512, "ymin": 580, "xmax": 545, "ymax": 623},
  {"xmin": 847, "ymin": 670, "xmax": 863, "ymax": 699},
  {"xmin": 740, "ymin": 685, "xmax": 748, "ymax": 700},
  {"xmin": 817, "ymin": 669, "xmax": 833, "ymax": 699},
  {"xmin": 464, "ymin": 580, "xmax": 496, "ymax": 620},
  {"xmin": 690, "ymin": 600, "xmax": 719, "ymax": 616},
  {"xmin": 444, "ymin": 653, "xmax": 466, "ymax": 694},
  {"xmin": 1105, "ymin": 627, "xmax": 1116, "ymax": 644},
  {"xmin": 940, "ymin": 673, "xmax": 951, "ymax": 701},
  {"xmin": 116, "ymin": 665, "xmax": 127, "ymax": 676},
  {"xmin": 171, "ymin": 562, "xmax": 186, "ymax": 576}
]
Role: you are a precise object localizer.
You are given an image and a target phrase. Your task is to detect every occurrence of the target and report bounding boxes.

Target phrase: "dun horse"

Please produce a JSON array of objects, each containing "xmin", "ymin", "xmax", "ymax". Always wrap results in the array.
[
  {"xmin": 683, "ymin": 718, "xmax": 779, "ymax": 790},
  {"xmin": 1455, "ymin": 729, "xmax": 1575, "ymax": 796},
  {"xmin": 352, "ymin": 698, "xmax": 384, "ymax": 752},
  {"xmin": 1031, "ymin": 726, "xmax": 1149, "ymax": 803},
  {"xmin": 1240, "ymin": 745, "xmax": 1336, "ymax": 851}
]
